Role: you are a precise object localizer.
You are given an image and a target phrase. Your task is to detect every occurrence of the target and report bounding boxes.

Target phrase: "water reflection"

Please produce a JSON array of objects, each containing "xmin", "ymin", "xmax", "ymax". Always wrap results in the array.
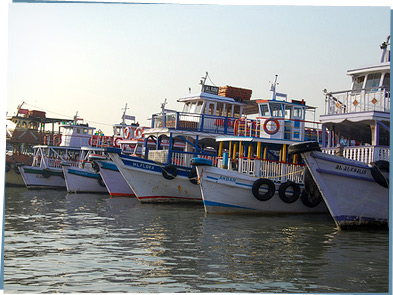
[{"xmin": 4, "ymin": 188, "xmax": 389, "ymax": 293}]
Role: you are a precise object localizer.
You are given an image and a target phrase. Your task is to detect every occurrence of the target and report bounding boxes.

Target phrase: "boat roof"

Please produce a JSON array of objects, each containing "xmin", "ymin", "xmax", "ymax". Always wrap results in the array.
[
  {"xmin": 319, "ymin": 111, "xmax": 390, "ymax": 124},
  {"xmin": 347, "ymin": 61, "xmax": 390, "ymax": 76},
  {"xmin": 7, "ymin": 115, "xmax": 69, "ymax": 124},
  {"xmin": 32, "ymin": 145, "xmax": 82, "ymax": 150},
  {"xmin": 143, "ymin": 128, "xmax": 223, "ymax": 140},
  {"xmin": 178, "ymin": 91, "xmax": 244, "ymax": 104}
]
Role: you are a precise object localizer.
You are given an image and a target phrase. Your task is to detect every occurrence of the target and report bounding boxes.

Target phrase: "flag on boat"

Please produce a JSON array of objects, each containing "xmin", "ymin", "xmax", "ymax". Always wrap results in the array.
[{"xmin": 276, "ymin": 92, "xmax": 287, "ymax": 98}]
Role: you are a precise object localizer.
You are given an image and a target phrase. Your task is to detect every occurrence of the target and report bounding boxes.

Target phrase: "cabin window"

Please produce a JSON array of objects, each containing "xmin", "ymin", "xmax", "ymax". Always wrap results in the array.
[
  {"xmin": 293, "ymin": 107, "xmax": 303, "ymax": 118},
  {"xmin": 233, "ymin": 105, "xmax": 241, "ymax": 118},
  {"xmin": 365, "ymin": 73, "xmax": 382, "ymax": 90},
  {"xmin": 270, "ymin": 103, "xmax": 283, "ymax": 117},
  {"xmin": 259, "ymin": 104, "xmax": 269, "ymax": 117},
  {"xmin": 216, "ymin": 102, "xmax": 224, "ymax": 116},
  {"xmin": 352, "ymin": 76, "xmax": 365, "ymax": 92},
  {"xmin": 208, "ymin": 102, "xmax": 215, "ymax": 115},
  {"xmin": 182, "ymin": 102, "xmax": 190, "ymax": 113},
  {"xmin": 382, "ymin": 73, "xmax": 390, "ymax": 89},
  {"xmin": 21, "ymin": 121, "xmax": 27, "ymax": 128},
  {"xmin": 76, "ymin": 128, "xmax": 81, "ymax": 134},
  {"xmin": 195, "ymin": 101, "xmax": 204, "ymax": 113},
  {"xmin": 88, "ymin": 129, "xmax": 93, "ymax": 135},
  {"xmin": 225, "ymin": 104, "xmax": 233, "ymax": 117}
]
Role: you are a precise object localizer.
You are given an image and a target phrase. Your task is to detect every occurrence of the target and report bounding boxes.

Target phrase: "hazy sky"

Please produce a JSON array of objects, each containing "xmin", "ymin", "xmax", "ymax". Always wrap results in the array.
[{"xmin": 5, "ymin": 2, "xmax": 391, "ymax": 134}]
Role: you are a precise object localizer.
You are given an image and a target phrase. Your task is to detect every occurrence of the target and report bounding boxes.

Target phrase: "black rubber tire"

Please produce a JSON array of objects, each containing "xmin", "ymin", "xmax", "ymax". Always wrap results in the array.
[
  {"xmin": 301, "ymin": 169, "xmax": 322, "ymax": 208},
  {"xmin": 288, "ymin": 141, "xmax": 321, "ymax": 155},
  {"xmin": 162, "ymin": 164, "xmax": 178, "ymax": 180},
  {"xmin": 98, "ymin": 176, "xmax": 106, "ymax": 187},
  {"xmin": 252, "ymin": 178, "xmax": 276, "ymax": 201},
  {"xmin": 42, "ymin": 169, "xmax": 51, "ymax": 178},
  {"xmin": 189, "ymin": 167, "xmax": 198, "ymax": 185},
  {"xmin": 278, "ymin": 181, "xmax": 301, "ymax": 203},
  {"xmin": 371, "ymin": 160, "xmax": 389, "ymax": 188},
  {"xmin": 92, "ymin": 161, "xmax": 100, "ymax": 173}
]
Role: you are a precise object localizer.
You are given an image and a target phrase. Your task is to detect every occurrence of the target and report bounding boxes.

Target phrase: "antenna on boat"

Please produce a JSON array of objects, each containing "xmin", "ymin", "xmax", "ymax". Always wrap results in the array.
[
  {"xmin": 270, "ymin": 75, "xmax": 279, "ymax": 100},
  {"xmin": 121, "ymin": 103, "xmax": 129, "ymax": 124},
  {"xmin": 161, "ymin": 98, "xmax": 168, "ymax": 114},
  {"xmin": 200, "ymin": 72, "xmax": 208, "ymax": 91},
  {"xmin": 380, "ymin": 35, "xmax": 390, "ymax": 63}
]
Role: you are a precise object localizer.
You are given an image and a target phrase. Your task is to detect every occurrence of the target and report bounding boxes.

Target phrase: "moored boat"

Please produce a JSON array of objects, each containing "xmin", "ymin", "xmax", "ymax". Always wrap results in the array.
[
  {"xmin": 194, "ymin": 77, "xmax": 327, "ymax": 214},
  {"xmin": 288, "ymin": 36, "xmax": 390, "ymax": 230},
  {"xmin": 108, "ymin": 73, "xmax": 260, "ymax": 203}
]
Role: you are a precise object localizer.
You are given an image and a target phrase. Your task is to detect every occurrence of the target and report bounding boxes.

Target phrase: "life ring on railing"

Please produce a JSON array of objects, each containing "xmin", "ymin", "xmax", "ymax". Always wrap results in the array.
[
  {"xmin": 162, "ymin": 164, "xmax": 178, "ymax": 180},
  {"xmin": 135, "ymin": 127, "xmax": 144, "ymax": 139},
  {"xmin": 251, "ymin": 178, "xmax": 275, "ymax": 201},
  {"xmin": 371, "ymin": 160, "xmax": 389, "ymax": 188},
  {"xmin": 124, "ymin": 127, "xmax": 135, "ymax": 139},
  {"xmin": 113, "ymin": 137, "xmax": 122, "ymax": 148},
  {"xmin": 234, "ymin": 118, "xmax": 246, "ymax": 135},
  {"xmin": 278, "ymin": 181, "xmax": 300, "ymax": 203},
  {"xmin": 263, "ymin": 118, "xmax": 280, "ymax": 135},
  {"xmin": 53, "ymin": 135, "xmax": 62, "ymax": 146}
]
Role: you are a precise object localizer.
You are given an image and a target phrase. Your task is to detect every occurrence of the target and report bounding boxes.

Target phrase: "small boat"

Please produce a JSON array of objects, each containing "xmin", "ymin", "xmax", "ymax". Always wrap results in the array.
[
  {"xmin": 5, "ymin": 103, "xmax": 73, "ymax": 187},
  {"xmin": 61, "ymin": 105, "xmax": 142, "ymax": 195},
  {"xmin": 108, "ymin": 73, "xmax": 260, "ymax": 203},
  {"xmin": 194, "ymin": 77, "xmax": 327, "ymax": 214},
  {"xmin": 18, "ymin": 113, "xmax": 95, "ymax": 189},
  {"xmin": 288, "ymin": 36, "xmax": 390, "ymax": 230}
]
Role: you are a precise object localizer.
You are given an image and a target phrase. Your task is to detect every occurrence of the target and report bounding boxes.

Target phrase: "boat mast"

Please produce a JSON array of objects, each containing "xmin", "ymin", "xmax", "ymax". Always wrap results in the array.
[
  {"xmin": 121, "ymin": 103, "xmax": 129, "ymax": 125},
  {"xmin": 379, "ymin": 35, "xmax": 390, "ymax": 63},
  {"xmin": 270, "ymin": 75, "xmax": 278, "ymax": 100}
]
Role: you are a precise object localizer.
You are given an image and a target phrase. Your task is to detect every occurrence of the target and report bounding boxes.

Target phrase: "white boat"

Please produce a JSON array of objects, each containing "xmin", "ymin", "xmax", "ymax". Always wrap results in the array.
[
  {"xmin": 288, "ymin": 36, "xmax": 390, "ymax": 230},
  {"xmin": 108, "ymin": 73, "xmax": 260, "ymax": 203},
  {"xmin": 95, "ymin": 160, "xmax": 135, "ymax": 197},
  {"xmin": 5, "ymin": 103, "xmax": 74, "ymax": 187},
  {"xmin": 194, "ymin": 77, "xmax": 327, "ymax": 214},
  {"xmin": 61, "ymin": 105, "xmax": 142, "ymax": 194},
  {"xmin": 18, "ymin": 113, "xmax": 95, "ymax": 189},
  {"xmin": 62, "ymin": 148, "xmax": 108, "ymax": 193}
]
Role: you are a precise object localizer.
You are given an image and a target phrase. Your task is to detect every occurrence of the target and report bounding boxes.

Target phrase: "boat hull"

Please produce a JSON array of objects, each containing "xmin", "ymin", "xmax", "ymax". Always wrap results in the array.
[
  {"xmin": 97, "ymin": 161, "xmax": 135, "ymax": 197},
  {"xmin": 19, "ymin": 166, "xmax": 66, "ymax": 189},
  {"xmin": 108, "ymin": 153, "xmax": 202, "ymax": 203},
  {"xmin": 301, "ymin": 151, "xmax": 389, "ymax": 229},
  {"xmin": 197, "ymin": 165, "xmax": 328, "ymax": 214},
  {"xmin": 62, "ymin": 166, "xmax": 108, "ymax": 194}
]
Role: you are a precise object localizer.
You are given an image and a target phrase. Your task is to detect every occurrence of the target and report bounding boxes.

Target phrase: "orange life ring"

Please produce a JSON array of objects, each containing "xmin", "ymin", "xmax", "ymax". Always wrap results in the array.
[
  {"xmin": 124, "ymin": 127, "xmax": 135, "ymax": 139},
  {"xmin": 113, "ymin": 137, "xmax": 121, "ymax": 147},
  {"xmin": 135, "ymin": 127, "xmax": 144, "ymax": 138},
  {"xmin": 53, "ymin": 135, "xmax": 62, "ymax": 146},
  {"xmin": 263, "ymin": 118, "xmax": 280, "ymax": 135}
]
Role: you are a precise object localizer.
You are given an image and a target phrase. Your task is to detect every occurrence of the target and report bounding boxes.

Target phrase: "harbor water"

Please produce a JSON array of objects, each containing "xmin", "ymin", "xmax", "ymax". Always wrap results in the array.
[{"xmin": 4, "ymin": 187, "xmax": 389, "ymax": 293}]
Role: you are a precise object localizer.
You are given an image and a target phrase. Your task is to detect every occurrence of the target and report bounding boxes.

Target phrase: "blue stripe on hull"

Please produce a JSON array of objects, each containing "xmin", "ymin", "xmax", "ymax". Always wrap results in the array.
[
  {"xmin": 68, "ymin": 169, "xmax": 99, "ymax": 179},
  {"xmin": 203, "ymin": 200, "xmax": 255, "ymax": 210}
]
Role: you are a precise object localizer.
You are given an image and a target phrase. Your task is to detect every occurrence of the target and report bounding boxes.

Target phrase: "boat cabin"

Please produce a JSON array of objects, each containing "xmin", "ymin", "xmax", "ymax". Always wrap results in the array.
[{"xmin": 58, "ymin": 115, "xmax": 96, "ymax": 148}]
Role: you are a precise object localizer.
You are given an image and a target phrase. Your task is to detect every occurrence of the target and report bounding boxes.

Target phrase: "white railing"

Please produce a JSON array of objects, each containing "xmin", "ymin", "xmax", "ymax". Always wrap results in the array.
[
  {"xmin": 236, "ymin": 158, "xmax": 305, "ymax": 183},
  {"xmin": 325, "ymin": 87, "xmax": 390, "ymax": 115},
  {"xmin": 322, "ymin": 145, "xmax": 390, "ymax": 164}
]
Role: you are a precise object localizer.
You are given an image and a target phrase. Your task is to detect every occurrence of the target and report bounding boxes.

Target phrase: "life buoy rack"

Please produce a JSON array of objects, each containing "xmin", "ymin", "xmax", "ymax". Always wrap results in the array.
[
  {"xmin": 371, "ymin": 160, "xmax": 389, "ymax": 188},
  {"xmin": 263, "ymin": 118, "xmax": 280, "ymax": 135},
  {"xmin": 53, "ymin": 135, "xmax": 62, "ymax": 146},
  {"xmin": 278, "ymin": 181, "xmax": 300, "ymax": 203},
  {"xmin": 188, "ymin": 167, "xmax": 198, "ymax": 185},
  {"xmin": 162, "ymin": 164, "xmax": 178, "ymax": 180},
  {"xmin": 251, "ymin": 178, "xmax": 276, "ymax": 201}
]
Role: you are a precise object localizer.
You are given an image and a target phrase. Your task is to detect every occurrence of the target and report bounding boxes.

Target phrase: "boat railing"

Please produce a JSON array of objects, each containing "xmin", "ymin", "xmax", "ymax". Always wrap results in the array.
[
  {"xmin": 148, "ymin": 149, "xmax": 218, "ymax": 168},
  {"xmin": 217, "ymin": 157, "xmax": 305, "ymax": 183},
  {"xmin": 151, "ymin": 111, "xmax": 237, "ymax": 135},
  {"xmin": 325, "ymin": 86, "xmax": 390, "ymax": 115},
  {"xmin": 322, "ymin": 145, "xmax": 390, "ymax": 164}
]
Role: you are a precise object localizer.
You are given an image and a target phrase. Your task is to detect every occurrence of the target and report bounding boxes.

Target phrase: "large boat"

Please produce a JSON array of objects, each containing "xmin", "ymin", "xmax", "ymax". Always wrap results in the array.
[
  {"xmin": 194, "ymin": 77, "xmax": 327, "ymax": 214},
  {"xmin": 5, "ymin": 103, "xmax": 72, "ymax": 187},
  {"xmin": 18, "ymin": 113, "xmax": 96, "ymax": 189},
  {"xmin": 107, "ymin": 73, "xmax": 260, "ymax": 203},
  {"xmin": 289, "ymin": 36, "xmax": 390, "ymax": 229}
]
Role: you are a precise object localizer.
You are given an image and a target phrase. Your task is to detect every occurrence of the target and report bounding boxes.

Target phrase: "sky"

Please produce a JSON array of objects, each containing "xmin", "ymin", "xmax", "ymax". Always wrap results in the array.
[{"xmin": 4, "ymin": 2, "xmax": 392, "ymax": 136}]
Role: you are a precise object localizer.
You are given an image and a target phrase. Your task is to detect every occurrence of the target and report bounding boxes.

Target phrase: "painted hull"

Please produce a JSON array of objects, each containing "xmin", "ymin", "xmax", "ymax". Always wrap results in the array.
[
  {"xmin": 301, "ymin": 151, "xmax": 389, "ymax": 229},
  {"xmin": 97, "ymin": 161, "xmax": 135, "ymax": 197},
  {"xmin": 108, "ymin": 153, "xmax": 202, "ymax": 203},
  {"xmin": 5, "ymin": 166, "xmax": 25, "ymax": 187},
  {"xmin": 197, "ymin": 165, "xmax": 328, "ymax": 214},
  {"xmin": 62, "ymin": 166, "xmax": 108, "ymax": 194},
  {"xmin": 19, "ymin": 166, "xmax": 66, "ymax": 189}
]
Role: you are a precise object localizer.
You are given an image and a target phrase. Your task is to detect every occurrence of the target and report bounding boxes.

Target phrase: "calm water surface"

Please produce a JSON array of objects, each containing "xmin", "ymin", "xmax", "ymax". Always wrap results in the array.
[{"xmin": 4, "ymin": 187, "xmax": 389, "ymax": 293}]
